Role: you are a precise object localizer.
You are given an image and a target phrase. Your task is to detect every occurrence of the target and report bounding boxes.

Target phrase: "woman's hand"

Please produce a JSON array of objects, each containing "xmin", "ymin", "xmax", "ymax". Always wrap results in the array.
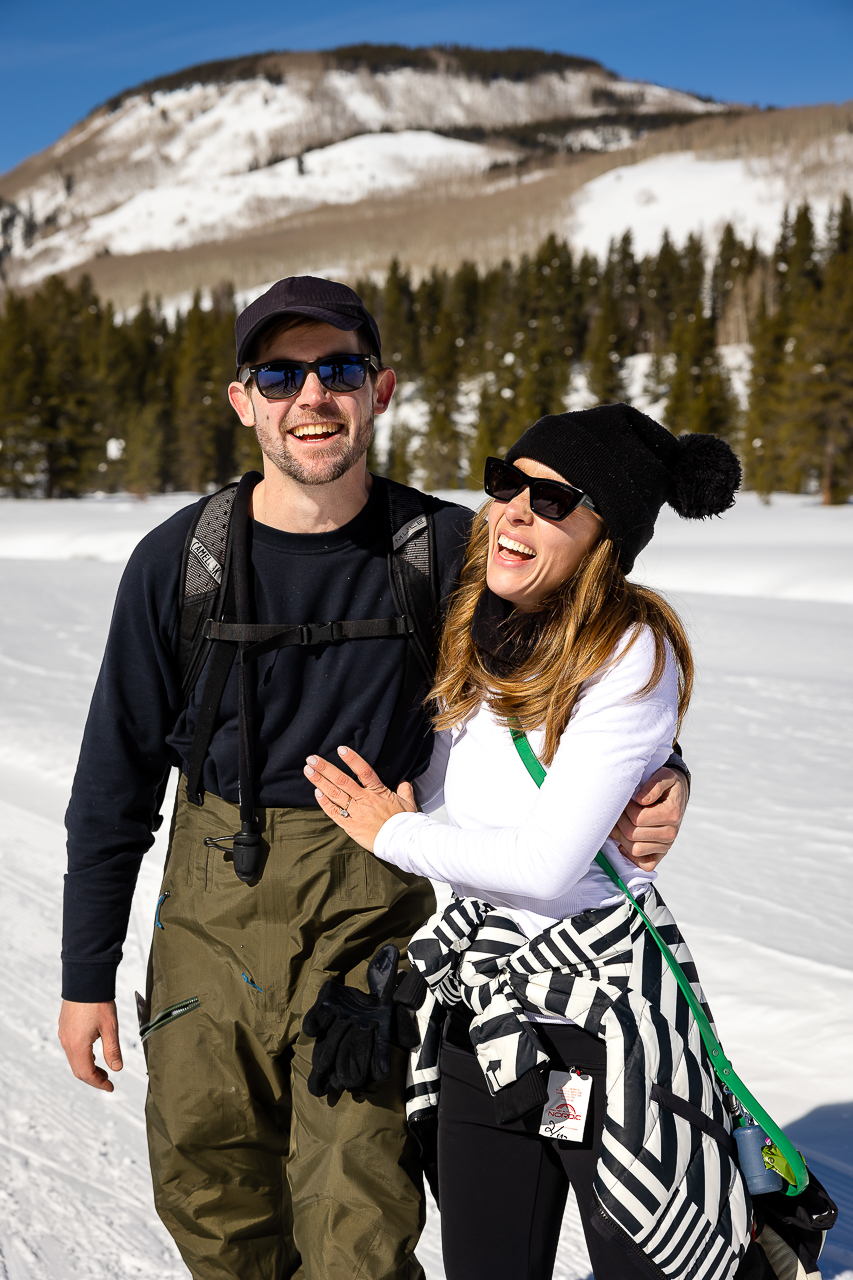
[{"xmin": 305, "ymin": 746, "xmax": 417, "ymax": 852}]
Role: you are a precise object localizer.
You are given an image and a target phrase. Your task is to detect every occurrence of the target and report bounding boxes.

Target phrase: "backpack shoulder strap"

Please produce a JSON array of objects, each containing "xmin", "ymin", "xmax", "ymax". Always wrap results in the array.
[
  {"xmin": 183, "ymin": 472, "xmax": 262, "ymax": 804},
  {"xmin": 377, "ymin": 475, "xmax": 439, "ymax": 683},
  {"xmin": 178, "ymin": 475, "xmax": 260, "ymax": 700},
  {"xmin": 371, "ymin": 477, "xmax": 440, "ymax": 785}
]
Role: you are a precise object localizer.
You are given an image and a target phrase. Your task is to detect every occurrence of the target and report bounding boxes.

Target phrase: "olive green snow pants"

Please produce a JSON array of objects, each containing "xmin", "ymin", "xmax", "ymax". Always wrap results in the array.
[{"xmin": 143, "ymin": 781, "xmax": 435, "ymax": 1280}]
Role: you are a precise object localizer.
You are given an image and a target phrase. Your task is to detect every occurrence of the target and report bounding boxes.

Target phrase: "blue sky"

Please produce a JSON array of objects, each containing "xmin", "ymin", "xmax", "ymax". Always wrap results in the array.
[{"xmin": 1, "ymin": 0, "xmax": 851, "ymax": 177}]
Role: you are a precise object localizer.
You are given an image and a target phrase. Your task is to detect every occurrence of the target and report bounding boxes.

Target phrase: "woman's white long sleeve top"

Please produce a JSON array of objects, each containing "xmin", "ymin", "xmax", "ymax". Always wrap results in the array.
[{"xmin": 374, "ymin": 624, "xmax": 679, "ymax": 938}]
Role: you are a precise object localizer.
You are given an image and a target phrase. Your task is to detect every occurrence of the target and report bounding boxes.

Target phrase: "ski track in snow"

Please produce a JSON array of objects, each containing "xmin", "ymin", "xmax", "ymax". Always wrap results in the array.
[{"xmin": 0, "ymin": 494, "xmax": 850, "ymax": 1279}]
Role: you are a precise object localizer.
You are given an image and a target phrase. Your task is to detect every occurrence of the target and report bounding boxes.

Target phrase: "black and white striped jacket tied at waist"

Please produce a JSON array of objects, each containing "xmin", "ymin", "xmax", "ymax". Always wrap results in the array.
[{"xmin": 405, "ymin": 890, "xmax": 752, "ymax": 1280}]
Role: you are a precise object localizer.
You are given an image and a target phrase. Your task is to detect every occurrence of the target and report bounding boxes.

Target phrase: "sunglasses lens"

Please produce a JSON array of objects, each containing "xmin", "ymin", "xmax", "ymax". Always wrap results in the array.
[
  {"xmin": 530, "ymin": 483, "xmax": 580, "ymax": 521},
  {"xmin": 317, "ymin": 358, "xmax": 368, "ymax": 392},
  {"xmin": 256, "ymin": 365, "xmax": 303, "ymax": 398},
  {"xmin": 484, "ymin": 459, "xmax": 522, "ymax": 502}
]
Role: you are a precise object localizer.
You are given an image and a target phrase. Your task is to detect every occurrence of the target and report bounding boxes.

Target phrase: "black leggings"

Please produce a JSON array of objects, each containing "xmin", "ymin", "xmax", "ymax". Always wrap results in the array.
[{"xmin": 437, "ymin": 1013, "xmax": 649, "ymax": 1280}]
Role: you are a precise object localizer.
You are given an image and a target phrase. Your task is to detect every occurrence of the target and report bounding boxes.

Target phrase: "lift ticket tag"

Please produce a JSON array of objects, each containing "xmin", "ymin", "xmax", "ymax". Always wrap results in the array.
[{"xmin": 539, "ymin": 1069, "xmax": 592, "ymax": 1141}]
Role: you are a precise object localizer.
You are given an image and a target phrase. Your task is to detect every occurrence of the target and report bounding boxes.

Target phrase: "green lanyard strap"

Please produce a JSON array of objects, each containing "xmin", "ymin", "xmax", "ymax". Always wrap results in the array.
[{"xmin": 510, "ymin": 725, "xmax": 807, "ymax": 1195}]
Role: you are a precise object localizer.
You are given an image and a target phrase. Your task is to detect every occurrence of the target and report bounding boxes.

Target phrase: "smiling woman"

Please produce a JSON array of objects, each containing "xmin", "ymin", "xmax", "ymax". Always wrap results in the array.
[
  {"xmin": 306, "ymin": 402, "xmax": 756, "ymax": 1279},
  {"xmin": 484, "ymin": 457, "xmax": 604, "ymax": 612}
]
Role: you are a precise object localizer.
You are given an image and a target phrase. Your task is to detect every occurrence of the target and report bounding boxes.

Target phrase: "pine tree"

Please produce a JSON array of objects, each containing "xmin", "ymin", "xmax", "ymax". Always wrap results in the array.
[
  {"xmin": 746, "ymin": 204, "xmax": 822, "ymax": 493},
  {"xmin": 173, "ymin": 287, "xmax": 240, "ymax": 492},
  {"xmin": 24, "ymin": 275, "xmax": 104, "ymax": 496},
  {"xmin": 0, "ymin": 291, "xmax": 41, "ymax": 494},
  {"xmin": 826, "ymin": 192, "xmax": 853, "ymax": 258},
  {"xmin": 711, "ymin": 223, "xmax": 758, "ymax": 347},
  {"xmin": 658, "ymin": 231, "xmax": 735, "ymax": 438},
  {"xmin": 640, "ymin": 232, "xmax": 681, "ymax": 351},
  {"xmin": 382, "ymin": 419, "xmax": 414, "ymax": 485},
  {"xmin": 584, "ymin": 240, "xmax": 631, "ymax": 403},
  {"xmin": 416, "ymin": 269, "xmax": 463, "ymax": 488},
  {"xmin": 379, "ymin": 258, "xmax": 418, "ymax": 377},
  {"xmin": 508, "ymin": 240, "xmax": 576, "ymax": 429},
  {"xmin": 665, "ymin": 309, "xmax": 735, "ymax": 437},
  {"xmin": 468, "ymin": 260, "xmax": 526, "ymax": 464},
  {"xmin": 108, "ymin": 299, "xmax": 176, "ymax": 495},
  {"xmin": 769, "ymin": 198, "xmax": 853, "ymax": 502},
  {"xmin": 468, "ymin": 381, "xmax": 516, "ymax": 487}
]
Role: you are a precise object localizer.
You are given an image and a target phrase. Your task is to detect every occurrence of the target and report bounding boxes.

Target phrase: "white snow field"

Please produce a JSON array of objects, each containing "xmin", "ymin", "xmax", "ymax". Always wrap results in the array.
[
  {"xmin": 565, "ymin": 138, "xmax": 853, "ymax": 260},
  {"xmin": 0, "ymin": 491, "xmax": 851, "ymax": 1279}
]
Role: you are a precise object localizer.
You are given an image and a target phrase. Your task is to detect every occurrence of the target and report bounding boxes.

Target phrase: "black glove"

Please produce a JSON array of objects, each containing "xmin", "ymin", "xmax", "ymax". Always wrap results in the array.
[
  {"xmin": 303, "ymin": 944, "xmax": 401, "ymax": 1097},
  {"xmin": 752, "ymin": 1168, "xmax": 837, "ymax": 1279}
]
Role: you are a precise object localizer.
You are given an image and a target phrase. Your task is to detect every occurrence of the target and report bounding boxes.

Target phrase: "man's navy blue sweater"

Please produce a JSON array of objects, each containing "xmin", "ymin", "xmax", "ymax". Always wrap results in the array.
[{"xmin": 63, "ymin": 482, "xmax": 473, "ymax": 1002}]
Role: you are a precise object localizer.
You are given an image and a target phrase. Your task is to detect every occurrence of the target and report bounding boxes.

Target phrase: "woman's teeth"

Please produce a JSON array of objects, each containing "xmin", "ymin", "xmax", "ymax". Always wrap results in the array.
[
  {"xmin": 498, "ymin": 533, "xmax": 535, "ymax": 559},
  {"xmin": 291, "ymin": 424, "xmax": 340, "ymax": 438}
]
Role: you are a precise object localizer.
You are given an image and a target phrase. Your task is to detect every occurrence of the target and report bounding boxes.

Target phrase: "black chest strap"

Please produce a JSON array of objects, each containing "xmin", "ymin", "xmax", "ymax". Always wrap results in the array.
[{"xmin": 205, "ymin": 614, "xmax": 415, "ymax": 665}]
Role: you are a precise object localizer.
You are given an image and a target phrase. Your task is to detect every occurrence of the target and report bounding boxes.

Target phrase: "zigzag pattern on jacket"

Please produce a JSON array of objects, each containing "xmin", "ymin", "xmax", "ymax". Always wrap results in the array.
[{"xmin": 405, "ymin": 889, "xmax": 752, "ymax": 1280}]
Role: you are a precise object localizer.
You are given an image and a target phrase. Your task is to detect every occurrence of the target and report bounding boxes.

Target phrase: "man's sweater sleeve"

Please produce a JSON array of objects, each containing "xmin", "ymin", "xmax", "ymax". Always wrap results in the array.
[{"xmin": 62, "ymin": 506, "xmax": 196, "ymax": 1003}]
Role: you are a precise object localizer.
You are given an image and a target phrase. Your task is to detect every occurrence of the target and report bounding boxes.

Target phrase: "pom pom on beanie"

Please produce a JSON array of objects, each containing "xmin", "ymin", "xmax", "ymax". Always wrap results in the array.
[
  {"xmin": 504, "ymin": 403, "xmax": 741, "ymax": 572},
  {"xmin": 670, "ymin": 431, "xmax": 741, "ymax": 519}
]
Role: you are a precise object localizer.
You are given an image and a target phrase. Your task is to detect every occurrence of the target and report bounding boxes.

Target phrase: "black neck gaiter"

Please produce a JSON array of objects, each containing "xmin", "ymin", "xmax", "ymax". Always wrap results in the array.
[{"xmin": 469, "ymin": 587, "xmax": 544, "ymax": 679}]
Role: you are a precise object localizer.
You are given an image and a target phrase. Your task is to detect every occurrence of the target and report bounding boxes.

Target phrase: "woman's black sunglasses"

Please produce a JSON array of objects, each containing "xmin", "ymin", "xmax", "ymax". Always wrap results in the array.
[
  {"xmin": 484, "ymin": 457, "xmax": 599, "ymax": 521},
  {"xmin": 240, "ymin": 353, "xmax": 379, "ymax": 400}
]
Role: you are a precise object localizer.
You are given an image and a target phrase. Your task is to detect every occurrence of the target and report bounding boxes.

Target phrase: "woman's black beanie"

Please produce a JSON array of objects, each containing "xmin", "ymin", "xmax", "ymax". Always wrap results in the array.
[{"xmin": 504, "ymin": 403, "xmax": 741, "ymax": 573}]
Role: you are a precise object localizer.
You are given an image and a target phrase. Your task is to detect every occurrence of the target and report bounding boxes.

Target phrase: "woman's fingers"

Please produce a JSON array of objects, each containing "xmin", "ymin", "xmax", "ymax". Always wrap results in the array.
[
  {"xmin": 304, "ymin": 754, "xmax": 360, "ymax": 804},
  {"xmin": 312, "ymin": 782, "xmax": 385, "ymax": 855},
  {"xmin": 305, "ymin": 748, "xmax": 410, "ymax": 857},
  {"xmin": 314, "ymin": 787, "xmax": 348, "ymax": 822},
  {"xmin": 336, "ymin": 745, "xmax": 388, "ymax": 793}
]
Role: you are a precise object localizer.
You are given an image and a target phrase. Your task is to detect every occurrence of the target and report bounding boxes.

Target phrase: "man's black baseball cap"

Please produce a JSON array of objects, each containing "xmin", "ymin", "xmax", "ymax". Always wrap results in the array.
[{"xmin": 235, "ymin": 276, "xmax": 382, "ymax": 367}]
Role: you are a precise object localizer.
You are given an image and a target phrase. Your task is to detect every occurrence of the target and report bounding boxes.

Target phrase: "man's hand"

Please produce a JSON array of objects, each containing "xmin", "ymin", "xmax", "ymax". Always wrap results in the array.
[
  {"xmin": 58, "ymin": 999, "xmax": 123, "ymax": 1092},
  {"xmin": 610, "ymin": 767, "xmax": 689, "ymax": 872}
]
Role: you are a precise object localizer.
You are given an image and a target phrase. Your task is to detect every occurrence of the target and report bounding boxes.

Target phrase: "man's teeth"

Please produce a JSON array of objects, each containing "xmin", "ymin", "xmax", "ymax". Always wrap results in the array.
[
  {"xmin": 291, "ymin": 424, "xmax": 340, "ymax": 437},
  {"xmin": 498, "ymin": 534, "xmax": 535, "ymax": 558}
]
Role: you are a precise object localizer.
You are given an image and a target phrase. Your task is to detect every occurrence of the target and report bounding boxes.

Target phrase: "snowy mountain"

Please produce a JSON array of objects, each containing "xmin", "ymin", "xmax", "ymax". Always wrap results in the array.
[
  {"xmin": 2, "ymin": 46, "xmax": 851, "ymax": 318},
  {"xmin": 0, "ymin": 44, "xmax": 725, "ymax": 294}
]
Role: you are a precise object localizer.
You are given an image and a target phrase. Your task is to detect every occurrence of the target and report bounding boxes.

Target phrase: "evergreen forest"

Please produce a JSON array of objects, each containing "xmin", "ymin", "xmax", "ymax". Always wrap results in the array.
[{"xmin": 0, "ymin": 196, "xmax": 851, "ymax": 502}]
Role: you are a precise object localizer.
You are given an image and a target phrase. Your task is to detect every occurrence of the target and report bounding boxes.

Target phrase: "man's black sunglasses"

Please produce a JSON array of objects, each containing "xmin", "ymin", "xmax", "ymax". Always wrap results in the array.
[
  {"xmin": 484, "ymin": 457, "xmax": 599, "ymax": 521},
  {"xmin": 240, "ymin": 353, "xmax": 379, "ymax": 399}
]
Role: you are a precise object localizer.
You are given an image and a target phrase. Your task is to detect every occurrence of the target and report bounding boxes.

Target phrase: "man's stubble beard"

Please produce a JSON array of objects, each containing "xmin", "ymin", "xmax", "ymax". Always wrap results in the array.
[{"xmin": 252, "ymin": 408, "xmax": 375, "ymax": 486}]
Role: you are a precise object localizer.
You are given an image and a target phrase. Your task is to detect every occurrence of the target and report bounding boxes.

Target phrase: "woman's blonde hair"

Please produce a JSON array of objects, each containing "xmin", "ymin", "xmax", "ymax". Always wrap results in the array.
[{"xmin": 431, "ymin": 502, "xmax": 693, "ymax": 765}]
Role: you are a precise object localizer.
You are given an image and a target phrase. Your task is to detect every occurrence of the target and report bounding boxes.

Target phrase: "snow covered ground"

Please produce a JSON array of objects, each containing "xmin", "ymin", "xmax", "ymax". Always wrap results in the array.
[
  {"xmin": 0, "ymin": 491, "xmax": 851, "ymax": 1278},
  {"xmin": 565, "ymin": 139, "xmax": 853, "ymax": 259}
]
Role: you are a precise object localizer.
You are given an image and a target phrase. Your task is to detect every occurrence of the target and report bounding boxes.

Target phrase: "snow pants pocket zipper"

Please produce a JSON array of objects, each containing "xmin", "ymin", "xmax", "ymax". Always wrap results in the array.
[{"xmin": 140, "ymin": 996, "xmax": 200, "ymax": 1042}]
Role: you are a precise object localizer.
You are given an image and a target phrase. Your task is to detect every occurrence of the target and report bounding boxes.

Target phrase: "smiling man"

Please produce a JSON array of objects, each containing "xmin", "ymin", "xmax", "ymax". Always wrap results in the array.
[{"xmin": 57, "ymin": 276, "xmax": 690, "ymax": 1280}]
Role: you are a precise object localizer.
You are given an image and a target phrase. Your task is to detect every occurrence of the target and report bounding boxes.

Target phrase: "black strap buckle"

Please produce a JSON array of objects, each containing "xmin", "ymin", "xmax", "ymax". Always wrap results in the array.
[{"xmin": 298, "ymin": 621, "xmax": 346, "ymax": 645}]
